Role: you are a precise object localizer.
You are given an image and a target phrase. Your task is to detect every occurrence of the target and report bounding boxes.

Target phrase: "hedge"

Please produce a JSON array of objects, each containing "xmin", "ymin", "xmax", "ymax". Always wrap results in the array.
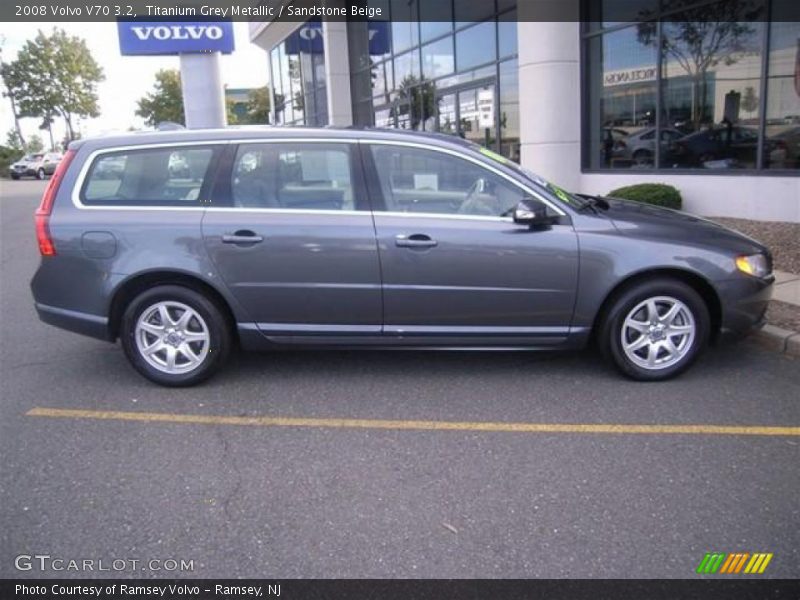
[{"xmin": 606, "ymin": 183, "xmax": 682, "ymax": 210}]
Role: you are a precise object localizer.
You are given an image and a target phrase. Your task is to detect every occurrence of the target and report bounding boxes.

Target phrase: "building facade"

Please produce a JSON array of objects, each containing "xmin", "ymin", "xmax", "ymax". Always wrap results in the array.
[{"xmin": 250, "ymin": 0, "xmax": 800, "ymax": 222}]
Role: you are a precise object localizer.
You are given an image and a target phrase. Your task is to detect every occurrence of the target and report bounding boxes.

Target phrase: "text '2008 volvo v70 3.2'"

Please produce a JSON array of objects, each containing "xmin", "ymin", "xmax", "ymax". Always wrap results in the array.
[{"xmin": 31, "ymin": 127, "xmax": 773, "ymax": 386}]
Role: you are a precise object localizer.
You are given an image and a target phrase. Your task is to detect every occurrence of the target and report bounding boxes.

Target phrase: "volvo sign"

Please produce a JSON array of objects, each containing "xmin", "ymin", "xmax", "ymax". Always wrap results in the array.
[{"xmin": 117, "ymin": 21, "xmax": 234, "ymax": 55}]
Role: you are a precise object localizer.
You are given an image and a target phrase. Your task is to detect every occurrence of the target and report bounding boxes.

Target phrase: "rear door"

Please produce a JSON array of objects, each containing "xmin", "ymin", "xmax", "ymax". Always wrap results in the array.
[{"xmin": 202, "ymin": 140, "xmax": 383, "ymax": 338}]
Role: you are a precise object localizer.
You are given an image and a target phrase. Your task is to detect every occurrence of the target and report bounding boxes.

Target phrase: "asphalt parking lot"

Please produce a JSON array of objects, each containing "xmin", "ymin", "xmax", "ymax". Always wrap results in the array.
[{"xmin": 1, "ymin": 179, "xmax": 798, "ymax": 578}]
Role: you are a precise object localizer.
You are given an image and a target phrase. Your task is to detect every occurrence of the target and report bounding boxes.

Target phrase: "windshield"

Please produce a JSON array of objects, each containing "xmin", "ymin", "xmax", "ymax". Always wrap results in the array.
[
  {"xmin": 466, "ymin": 143, "xmax": 590, "ymax": 209},
  {"xmin": 22, "ymin": 154, "xmax": 42, "ymax": 161}
]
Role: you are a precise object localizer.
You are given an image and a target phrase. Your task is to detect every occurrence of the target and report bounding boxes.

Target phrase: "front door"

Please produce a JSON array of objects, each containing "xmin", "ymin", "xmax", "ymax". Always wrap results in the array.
[
  {"xmin": 202, "ymin": 141, "xmax": 382, "ymax": 337},
  {"xmin": 365, "ymin": 142, "xmax": 579, "ymax": 344}
]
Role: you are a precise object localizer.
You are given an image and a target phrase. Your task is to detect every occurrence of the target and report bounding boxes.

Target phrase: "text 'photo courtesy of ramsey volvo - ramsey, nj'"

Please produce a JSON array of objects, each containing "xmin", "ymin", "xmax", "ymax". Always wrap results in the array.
[{"xmin": 30, "ymin": 127, "xmax": 774, "ymax": 386}]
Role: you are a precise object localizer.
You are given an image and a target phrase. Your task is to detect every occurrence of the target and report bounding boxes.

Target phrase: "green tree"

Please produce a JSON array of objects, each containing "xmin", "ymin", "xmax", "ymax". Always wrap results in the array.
[
  {"xmin": 26, "ymin": 134, "xmax": 43, "ymax": 153},
  {"xmin": 246, "ymin": 86, "xmax": 271, "ymax": 124},
  {"xmin": 741, "ymin": 86, "xmax": 758, "ymax": 116},
  {"xmin": 135, "ymin": 69, "xmax": 185, "ymax": 127},
  {"xmin": 226, "ymin": 98, "xmax": 240, "ymax": 125},
  {"xmin": 5, "ymin": 129, "xmax": 24, "ymax": 153},
  {"xmin": 390, "ymin": 76, "xmax": 438, "ymax": 131},
  {"xmin": 6, "ymin": 28, "xmax": 103, "ymax": 141}
]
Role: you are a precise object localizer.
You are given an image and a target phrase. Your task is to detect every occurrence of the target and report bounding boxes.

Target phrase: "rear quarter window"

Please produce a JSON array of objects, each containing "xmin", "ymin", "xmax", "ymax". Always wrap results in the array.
[{"xmin": 80, "ymin": 146, "xmax": 220, "ymax": 206}]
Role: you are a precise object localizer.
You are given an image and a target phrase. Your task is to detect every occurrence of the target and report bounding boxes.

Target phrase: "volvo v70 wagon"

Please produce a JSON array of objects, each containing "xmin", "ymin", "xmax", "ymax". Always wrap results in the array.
[{"xmin": 31, "ymin": 128, "xmax": 774, "ymax": 386}]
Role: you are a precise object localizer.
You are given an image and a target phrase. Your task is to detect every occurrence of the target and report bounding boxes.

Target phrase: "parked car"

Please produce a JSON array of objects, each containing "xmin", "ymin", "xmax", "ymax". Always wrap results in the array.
[
  {"xmin": 664, "ymin": 126, "xmax": 775, "ymax": 168},
  {"xmin": 766, "ymin": 126, "xmax": 800, "ymax": 169},
  {"xmin": 31, "ymin": 128, "xmax": 773, "ymax": 386},
  {"xmin": 601, "ymin": 127, "xmax": 628, "ymax": 166},
  {"xmin": 9, "ymin": 152, "xmax": 62, "ymax": 180},
  {"xmin": 612, "ymin": 127, "xmax": 684, "ymax": 165}
]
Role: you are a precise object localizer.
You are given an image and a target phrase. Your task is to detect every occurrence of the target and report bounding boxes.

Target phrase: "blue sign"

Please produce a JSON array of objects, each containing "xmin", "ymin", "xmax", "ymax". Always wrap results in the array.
[
  {"xmin": 117, "ymin": 21, "xmax": 235, "ymax": 55},
  {"xmin": 285, "ymin": 21, "xmax": 389, "ymax": 56}
]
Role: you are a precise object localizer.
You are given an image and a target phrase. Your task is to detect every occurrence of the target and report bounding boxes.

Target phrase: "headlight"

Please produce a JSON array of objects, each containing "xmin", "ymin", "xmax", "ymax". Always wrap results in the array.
[{"xmin": 735, "ymin": 253, "xmax": 769, "ymax": 278}]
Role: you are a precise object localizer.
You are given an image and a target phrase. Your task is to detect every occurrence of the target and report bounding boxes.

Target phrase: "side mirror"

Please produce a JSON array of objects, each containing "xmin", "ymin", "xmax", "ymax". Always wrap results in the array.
[{"xmin": 513, "ymin": 198, "xmax": 551, "ymax": 227}]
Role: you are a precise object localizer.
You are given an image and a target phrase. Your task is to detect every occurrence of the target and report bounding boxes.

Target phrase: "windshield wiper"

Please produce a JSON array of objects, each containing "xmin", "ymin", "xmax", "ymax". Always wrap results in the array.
[{"xmin": 575, "ymin": 194, "xmax": 610, "ymax": 212}]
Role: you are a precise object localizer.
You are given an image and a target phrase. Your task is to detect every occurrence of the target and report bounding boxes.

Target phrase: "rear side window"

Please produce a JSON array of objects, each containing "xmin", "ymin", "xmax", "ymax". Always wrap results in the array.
[
  {"xmin": 81, "ymin": 146, "xmax": 219, "ymax": 206},
  {"xmin": 231, "ymin": 143, "xmax": 354, "ymax": 211}
]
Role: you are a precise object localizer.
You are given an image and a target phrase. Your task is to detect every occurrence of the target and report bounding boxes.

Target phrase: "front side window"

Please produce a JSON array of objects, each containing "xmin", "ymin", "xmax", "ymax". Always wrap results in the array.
[
  {"xmin": 232, "ymin": 143, "xmax": 355, "ymax": 211},
  {"xmin": 82, "ymin": 147, "xmax": 216, "ymax": 205},
  {"xmin": 368, "ymin": 144, "xmax": 527, "ymax": 217}
]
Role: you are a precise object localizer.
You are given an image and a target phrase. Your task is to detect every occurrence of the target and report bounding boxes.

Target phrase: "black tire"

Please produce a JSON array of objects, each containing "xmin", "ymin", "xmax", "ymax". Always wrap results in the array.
[
  {"xmin": 599, "ymin": 278, "xmax": 710, "ymax": 381},
  {"xmin": 632, "ymin": 149, "xmax": 652, "ymax": 164},
  {"xmin": 11, "ymin": 173, "xmax": 20, "ymax": 180},
  {"xmin": 36, "ymin": 168, "xmax": 45, "ymax": 180},
  {"xmin": 120, "ymin": 285, "xmax": 232, "ymax": 386}
]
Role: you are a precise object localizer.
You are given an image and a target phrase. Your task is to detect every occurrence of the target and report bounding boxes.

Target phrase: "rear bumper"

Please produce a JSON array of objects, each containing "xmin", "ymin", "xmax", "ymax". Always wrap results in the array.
[
  {"xmin": 34, "ymin": 302, "xmax": 112, "ymax": 341},
  {"xmin": 716, "ymin": 274, "xmax": 774, "ymax": 341}
]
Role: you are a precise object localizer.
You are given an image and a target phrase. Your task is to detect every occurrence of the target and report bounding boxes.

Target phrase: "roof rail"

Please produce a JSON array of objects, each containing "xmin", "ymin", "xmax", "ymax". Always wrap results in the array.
[{"xmin": 156, "ymin": 121, "xmax": 185, "ymax": 131}]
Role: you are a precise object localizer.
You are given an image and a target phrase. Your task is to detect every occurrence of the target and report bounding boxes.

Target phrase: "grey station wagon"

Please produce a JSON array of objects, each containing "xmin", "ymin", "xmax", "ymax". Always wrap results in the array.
[{"xmin": 31, "ymin": 128, "xmax": 774, "ymax": 386}]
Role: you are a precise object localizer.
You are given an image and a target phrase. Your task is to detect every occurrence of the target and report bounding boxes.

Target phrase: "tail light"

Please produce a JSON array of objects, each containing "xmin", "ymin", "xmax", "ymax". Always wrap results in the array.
[{"xmin": 35, "ymin": 149, "xmax": 76, "ymax": 256}]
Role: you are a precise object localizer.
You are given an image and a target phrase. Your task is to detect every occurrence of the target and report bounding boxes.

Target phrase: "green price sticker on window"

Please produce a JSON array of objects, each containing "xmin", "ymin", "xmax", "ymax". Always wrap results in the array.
[
  {"xmin": 479, "ymin": 147, "xmax": 510, "ymax": 165},
  {"xmin": 548, "ymin": 183, "xmax": 571, "ymax": 203}
]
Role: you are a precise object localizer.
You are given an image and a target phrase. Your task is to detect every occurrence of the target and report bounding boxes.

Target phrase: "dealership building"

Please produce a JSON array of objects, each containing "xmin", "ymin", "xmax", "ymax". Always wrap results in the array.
[{"xmin": 249, "ymin": 0, "xmax": 800, "ymax": 222}]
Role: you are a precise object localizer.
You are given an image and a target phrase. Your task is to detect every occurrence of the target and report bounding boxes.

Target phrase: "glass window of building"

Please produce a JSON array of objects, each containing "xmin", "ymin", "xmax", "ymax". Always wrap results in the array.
[
  {"xmin": 348, "ymin": 2, "xmax": 519, "ymax": 161},
  {"xmin": 585, "ymin": 25, "xmax": 658, "ymax": 169},
  {"xmin": 456, "ymin": 21, "xmax": 497, "ymax": 72},
  {"xmin": 268, "ymin": 19, "xmax": 329, "ymax": 127},
  {"xmin": 421, "ymin": 37, "xmax": 455, "ymax": 79},
  {"xmin": 583, "ymin": 0, "xmax": 797, "ymax": 174},
  {"xmin": 763, "ymin": 19, "xmax": 800, "ymax": 170}
]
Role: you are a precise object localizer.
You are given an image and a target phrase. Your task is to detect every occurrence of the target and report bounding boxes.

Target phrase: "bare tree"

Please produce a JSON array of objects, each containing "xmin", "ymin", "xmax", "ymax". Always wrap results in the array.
[{"xmin": 637, "ymin": 0, "xmax": 762, "ymax": 129}]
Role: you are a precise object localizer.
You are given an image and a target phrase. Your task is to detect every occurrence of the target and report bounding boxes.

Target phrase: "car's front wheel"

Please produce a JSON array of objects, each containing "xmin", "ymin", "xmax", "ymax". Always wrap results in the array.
[
  {"xmin": 600, "ymin": 279, "xmax": 710, "ymax": 381},
  {"xmin": 36, "ymin": 168, "xmax": 45, "ymax": 180},
  {"xmin": 120, "ymin": 285, "xmax": 232, "ymax": 386}
]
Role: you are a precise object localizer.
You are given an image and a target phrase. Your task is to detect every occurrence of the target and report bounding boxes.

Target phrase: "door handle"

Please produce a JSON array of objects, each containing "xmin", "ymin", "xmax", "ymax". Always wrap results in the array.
[
  {"xmin": 222, "ymin": 230, "xmax": 264, "ymax": 244},
  {"xmin": 395, "ymin": 234, "xmax": 438, "ymax": 248}
]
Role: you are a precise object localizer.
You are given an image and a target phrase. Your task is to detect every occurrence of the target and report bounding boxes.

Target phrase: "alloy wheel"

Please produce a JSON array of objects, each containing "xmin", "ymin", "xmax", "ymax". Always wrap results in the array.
[
  {"xmin": 620, "ymin": 296, "xmax": 696, "ymax": 370},
  {"xmin": 134, "ymin": 301, "xmax": 210, "ymax": 374}
]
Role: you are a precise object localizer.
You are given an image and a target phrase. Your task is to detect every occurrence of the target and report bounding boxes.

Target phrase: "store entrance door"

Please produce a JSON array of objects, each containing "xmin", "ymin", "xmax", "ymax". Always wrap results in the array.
[{"xmin": 435, "ymin": 79, "xmax": 497, "ymax": 151}]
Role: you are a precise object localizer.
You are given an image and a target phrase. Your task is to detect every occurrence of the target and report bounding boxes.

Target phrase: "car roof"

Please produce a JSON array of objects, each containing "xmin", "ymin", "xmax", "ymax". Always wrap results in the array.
[{"xmin": 70, "ymin": 126, "xmax": 480, "ymax": 153}]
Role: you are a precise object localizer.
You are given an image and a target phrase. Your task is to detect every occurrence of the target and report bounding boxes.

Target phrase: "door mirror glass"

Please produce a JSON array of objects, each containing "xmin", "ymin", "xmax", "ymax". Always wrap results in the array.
[{"xmin": 513, "ymin": 198, "xmax": 550, "ymax": 227}]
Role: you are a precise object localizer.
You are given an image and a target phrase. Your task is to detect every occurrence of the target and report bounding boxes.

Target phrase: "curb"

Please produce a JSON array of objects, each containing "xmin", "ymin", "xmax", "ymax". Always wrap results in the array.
[{"xmin": 752, "ymin": 324, "xmax": 800, "ymax": 358}]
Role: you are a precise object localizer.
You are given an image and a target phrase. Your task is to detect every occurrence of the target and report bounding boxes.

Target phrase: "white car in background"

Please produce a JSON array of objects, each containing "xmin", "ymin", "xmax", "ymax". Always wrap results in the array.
[{"xmin": 9, "ymin": 152, "xmax": 63, "ymax": 180}]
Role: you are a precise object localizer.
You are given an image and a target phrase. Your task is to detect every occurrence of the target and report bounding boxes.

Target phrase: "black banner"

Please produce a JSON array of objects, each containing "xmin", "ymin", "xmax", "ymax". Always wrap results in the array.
[
  {"xmin": 2, "ymin": 579, "xmax": 800, "ymax": 600},
  {"xmin": 2, "ymin": 0, "xmax": 800, "ymax": 23}
]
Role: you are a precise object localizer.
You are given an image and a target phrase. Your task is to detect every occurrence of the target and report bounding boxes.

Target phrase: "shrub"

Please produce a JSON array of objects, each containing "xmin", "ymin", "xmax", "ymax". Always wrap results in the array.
[
  {"xmin": 0, "ymin": 145, "xmax": 23, "ymax": 179},
  {"xmin": 606, "ymin": 183, "xmax": 682, "ymax": 210}
]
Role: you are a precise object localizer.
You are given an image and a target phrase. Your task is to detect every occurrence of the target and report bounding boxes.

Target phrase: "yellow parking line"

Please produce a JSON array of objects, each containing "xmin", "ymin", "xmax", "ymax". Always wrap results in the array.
[{"xmin": 25, "ymin": 407, "xmax": 800, "ymax": 436}]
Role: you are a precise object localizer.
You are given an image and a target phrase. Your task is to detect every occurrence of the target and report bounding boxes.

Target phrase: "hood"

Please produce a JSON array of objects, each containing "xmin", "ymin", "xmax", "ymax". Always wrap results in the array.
[
  {"xmin": 13, "ymin": 157, "xmax": 39, "ymax": 166},
  {"xmin": 600, "ymin": 197, "xmax": 769, "ymax": 256}
]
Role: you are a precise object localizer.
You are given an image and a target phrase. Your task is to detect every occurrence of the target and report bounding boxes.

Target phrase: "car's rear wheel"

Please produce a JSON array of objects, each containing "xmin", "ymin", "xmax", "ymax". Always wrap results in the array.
[
  {"xmin": 632, "ymin": 149, "xmax": 652, "ymax": 165},
  {"xmin": 599, "ymin": 278, "xmax": 710, "ymax": 381},
  {"xmin": 36, "ymin": 168, "xmax": 45, "ymax": 180},
  {"xmin": 120, "ymin": 285, "xmax": 231, "ymax": 386},
  {"xmin": 11, "ymin": 173, "xmax": 20, "ymax": 180}
]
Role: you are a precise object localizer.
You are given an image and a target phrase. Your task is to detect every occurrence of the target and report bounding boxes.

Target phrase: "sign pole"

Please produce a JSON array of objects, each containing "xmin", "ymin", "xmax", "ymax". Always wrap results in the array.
[
  {"xmin": 117, "ymin": 21, "xmax": 234, "ymax": 129},
  {"xmin": 179, "ymin": 52, "xmax": 226, "ymax": 129}
]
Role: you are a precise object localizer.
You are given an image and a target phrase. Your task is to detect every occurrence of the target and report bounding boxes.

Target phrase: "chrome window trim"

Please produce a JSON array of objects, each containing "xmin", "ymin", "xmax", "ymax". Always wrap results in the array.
[
  {"xmin": 70, "ymin": 136, "xmax": 565, "ymax": 218},
  {"xmin": 361, "ymin": 139, "xmax": 567, "ymax": 217},
  {"xmin": 71, "ymin": 138, "xmax": 359, "ymax": 211}
]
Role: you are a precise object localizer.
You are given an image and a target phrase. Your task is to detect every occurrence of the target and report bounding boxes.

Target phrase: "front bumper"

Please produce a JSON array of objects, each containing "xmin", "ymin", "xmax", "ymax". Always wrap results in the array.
[{"xmin": 716, "ymin": 274, "xmax": 774, "ymax": 341}]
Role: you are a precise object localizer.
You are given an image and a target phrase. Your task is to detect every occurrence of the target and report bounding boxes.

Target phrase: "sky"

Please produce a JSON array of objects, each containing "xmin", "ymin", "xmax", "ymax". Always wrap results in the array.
[{"xmin": 0, "ymin": 21, "xmax": 269, "ymax": 147}]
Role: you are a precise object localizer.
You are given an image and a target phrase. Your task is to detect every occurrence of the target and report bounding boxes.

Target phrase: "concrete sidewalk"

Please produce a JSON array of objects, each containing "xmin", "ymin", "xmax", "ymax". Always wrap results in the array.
[
  {"xmin": 755, "ymin": 270, "xmax": 800, "ymax": 357},
  {"xmin": 773, "ymin": 271, "xmax": 800, "ymax": 306}
]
